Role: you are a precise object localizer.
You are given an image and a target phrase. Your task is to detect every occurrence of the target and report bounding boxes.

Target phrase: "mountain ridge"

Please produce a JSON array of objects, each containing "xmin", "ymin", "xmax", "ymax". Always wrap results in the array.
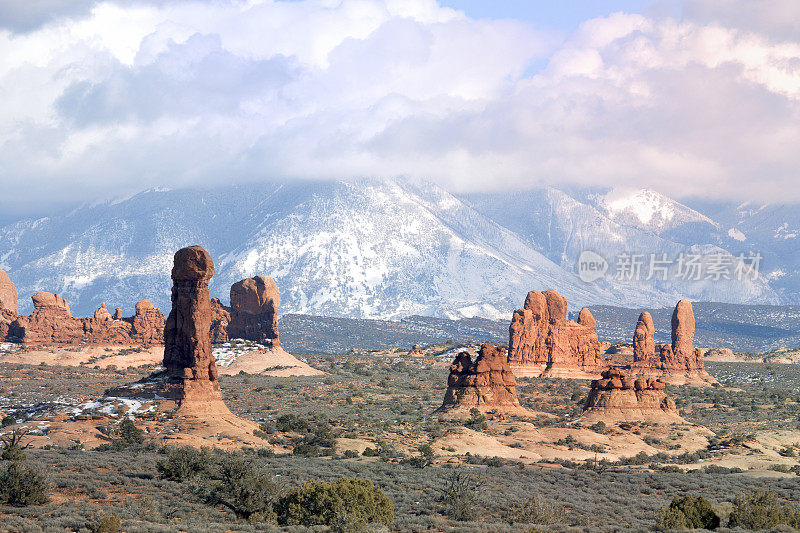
[{"xmin": 0, "ymin": 179, "xmax": 795, "ymax": 319}]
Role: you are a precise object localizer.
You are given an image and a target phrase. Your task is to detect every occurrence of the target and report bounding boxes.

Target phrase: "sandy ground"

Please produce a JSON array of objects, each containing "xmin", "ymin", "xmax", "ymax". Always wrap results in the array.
[
  {"xmin": 0, "ymin": 345, "xmax": 162, "ymax": 368},
  {"xmin": 0, "ymin": 342, "xmax": 325, "ymax": 377},
  {"xmin": 218, "ymin": 346, "xmax": 325, "ymax": 376},
  {"xmin": 433, "ymin": 417, "xmax": 713, "ymax": 465}
]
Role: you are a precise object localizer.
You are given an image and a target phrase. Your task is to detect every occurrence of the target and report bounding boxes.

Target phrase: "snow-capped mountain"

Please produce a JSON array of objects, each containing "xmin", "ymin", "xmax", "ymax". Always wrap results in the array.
[{"xmin": 0, "ymin": 179, "xmax": 794, "ymax": 319}]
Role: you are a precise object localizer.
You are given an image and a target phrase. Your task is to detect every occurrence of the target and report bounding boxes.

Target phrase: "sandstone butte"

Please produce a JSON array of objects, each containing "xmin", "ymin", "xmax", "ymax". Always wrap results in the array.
[
  {"xmin": 208, "ymin": 274, "xmax": 281, "ymax": 346},
  {"xmin": 508, "ymin": 289, "xmax": 603, "ymax": 379},
  {"xmin": 582, "ymin": 367, "xmax": 682, "ymax": 423},
  {"xmin": 628, "ymin": 300, "xmax": 717, "ymax": 385},
  {"xmin": 436, "ymin": 343, "xmax": 530, "ymax": 417}
]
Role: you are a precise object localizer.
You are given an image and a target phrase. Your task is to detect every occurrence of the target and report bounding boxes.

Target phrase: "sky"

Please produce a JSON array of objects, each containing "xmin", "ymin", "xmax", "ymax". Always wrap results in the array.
[{"xmin": 0, "ymin": 0, "xmax": 799, "ymax": 222}]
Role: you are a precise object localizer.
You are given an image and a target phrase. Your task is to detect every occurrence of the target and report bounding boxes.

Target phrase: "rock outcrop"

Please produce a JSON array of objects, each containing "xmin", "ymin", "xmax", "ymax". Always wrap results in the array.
[
  {"xmin": 163, "ymin": 246, "xmax": 218, "ymax": 383},
  {"xmin": 437, "ymin": 343, "xmax": 526, "ymax": 415},
  {"xmin": 209, "ymin": 298, "xmax": 231, "ymax": 343},
  {"xmin": 629, "ymin": 300, "xmax": 715, "ymax": 385},
  {"xmin": 9, "ymin": 291, "xmax": 84, "ymax": 344},
  {"xmin": 8, "ymin": 293, "xmax": 166, "ymax": 346},
  {"xmin": 632, "ymin": 312, "xmax": 655, "ymax": 360},
  {"xmin": 583, "ymin": 367, "xmax": 680, "ymax": 421},
  {"xmin": 508, "ymin": 289, "xmax": 602, "ymax": 378},
  {"xmin": 0, "ymin": 269, "xmax": 18, "ymax": 339},
  {"xmin": 100, "ymin": 245, "xmax": 266, "ymax": 448},
  {"xmin": 227, "ymin": 275, "xmax": 280, "ymax": 346},
  {"xmin": 408, "ymin": 345, "xmax": 424, "ymax": 357}
]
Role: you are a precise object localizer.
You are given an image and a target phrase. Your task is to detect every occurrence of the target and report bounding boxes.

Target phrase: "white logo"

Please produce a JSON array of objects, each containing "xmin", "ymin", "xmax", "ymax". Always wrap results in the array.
[{"xmin": 577, "ymin": 250, "xmax": 608, "ymax": 283}]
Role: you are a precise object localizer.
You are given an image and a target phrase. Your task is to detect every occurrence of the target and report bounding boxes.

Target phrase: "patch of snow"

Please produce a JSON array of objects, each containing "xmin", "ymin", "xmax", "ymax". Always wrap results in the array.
[{"xmin": 728, "ymin": 228, "xmax": 747, "ymax": 241}]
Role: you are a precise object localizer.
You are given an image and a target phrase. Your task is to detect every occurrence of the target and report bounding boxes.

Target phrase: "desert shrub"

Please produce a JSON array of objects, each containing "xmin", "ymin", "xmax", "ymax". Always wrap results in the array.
[
  {"xmin": 118, "ymin": 418, "xmax": 145, "ymax": 444},
  {"xmin": 87, "ymin": 512, "xmax": 121, "ymax": 533},
  {"xmin": 0, "ymin": 460, "xmax": 49, "ymax": 505},
  {"xmin": 727, "ymin": 490, "xmax": 800, "ymax": 530},
  {"xmin": 342, "ymin": 449, "xmax": 359, "ymax": 459},
  {"xmin": 201, "ymin": 452, "xmax": 279, "ymax": 521},
  {"xmin": 511, "ymin": 493, "xmax": 562, "ymax": 525},
  {"xmin": 156, "ymin": 446, "xmax": 213, "ymax": 481},
  {"xmin": 97, "ymin": 419, "xmax": 146, "ymax": 451},
  {"xmin": 362, "ymin": 447, "xmax": 378, "ymax": 457},
  {"xmin": 465, "ymin": 408, "xmax": 487, "ymax": 430},
  {"xmin": 0, "ymin": 428, "xmax": 31, "ymax": 461},
  {"xmin": 589, "ymin": 421, "xmax": 609, "ymax": 434},
  {"xmin": 275, "ymin": 477, "xmax": 394, "ymax": 532},
  {"xmin": 655, "ymin": 495, "xmax": 719, "ymax": 530},
  {"xmin": 1, "ymin": 415, "xmax": 15, "ymax": 428},
  {"xmin": 438, "ymin": 469, "xmax": 484, "ymax": 522}
]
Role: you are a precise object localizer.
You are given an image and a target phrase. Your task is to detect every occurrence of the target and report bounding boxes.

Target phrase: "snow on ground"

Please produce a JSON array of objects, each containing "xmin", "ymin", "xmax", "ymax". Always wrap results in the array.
[{"xmin": 213, "ymin": 339, "xmax": 268, "ymax": 367}]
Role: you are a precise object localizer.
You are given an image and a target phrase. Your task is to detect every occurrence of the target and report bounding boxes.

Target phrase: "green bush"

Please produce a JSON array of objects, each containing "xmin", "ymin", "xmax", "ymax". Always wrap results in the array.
[
  {"xmin": 275, "ymin": 478, "xmax": 394, "ymax": 531},
  {"xmin": 202, "ymin": 452, "xmax": 278, "ymax": 521},
  {"xmin": 118, "ymin": 418, "xmax": 145, "ymax": 444},
  {"xmin": 156, "ymin": 446, "xmax": 212, "ymax": 481},
  {"xmin": 0, "ymin": 460, "xmax": 49, "ymax": 506},
  {"xmin": 656, "ymin": 495, "xmax": 720, "ymax": 530},
  {"xmin": 727, "ymin": 490, "xmax": 800, "ymax": 530},
  {"xmin": 465, "ymin": 408, "xmax": 487, "ymax": 430}
]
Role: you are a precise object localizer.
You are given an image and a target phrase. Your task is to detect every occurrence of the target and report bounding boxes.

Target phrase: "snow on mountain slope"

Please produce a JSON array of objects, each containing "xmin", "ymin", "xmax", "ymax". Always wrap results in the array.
[
  {"xmin": 462, "ymin": 187, "xmax": 781, "ymax": 306},
  {"xmin": 0, "ymin": 180, "xmax": 792, "ymax": 319},
  {"xmin": 217, "ymin": 180, "xmax": 613, "ymax": 319}
]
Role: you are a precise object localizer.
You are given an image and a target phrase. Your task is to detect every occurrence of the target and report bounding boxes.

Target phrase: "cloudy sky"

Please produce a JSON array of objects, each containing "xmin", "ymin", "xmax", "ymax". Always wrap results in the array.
[{"xmin": 1, "ymin": 0, "xmax": 799, "ymax": 221}]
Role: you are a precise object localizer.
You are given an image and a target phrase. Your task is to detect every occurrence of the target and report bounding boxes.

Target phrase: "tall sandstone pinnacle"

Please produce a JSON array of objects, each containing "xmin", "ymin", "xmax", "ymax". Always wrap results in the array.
[
  {"xmin": 629, "ymin": 300, "xmax": 714, "ymax": 385},
  {"xmin": 436, "ymin": 343, "xmax": 525, "ymax": 415},
  {"xmin": 633, "ymin": 311, "xmax": 655, "ymax": 360},
  {"xmin": 163, "ymin": 245, "xmax": 219, "ymax": 383},
  {"xmin": 227, "ymin": 275, "xmax": 280, "ymax": 346},
  {"xmin": 508, "ymin": 289, "xmax": 602, "ymax": 378}
]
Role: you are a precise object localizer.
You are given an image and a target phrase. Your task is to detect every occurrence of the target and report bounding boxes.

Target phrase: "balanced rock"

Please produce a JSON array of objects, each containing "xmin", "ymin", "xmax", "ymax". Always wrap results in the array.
[
  {"xmin": 508, "ymin": 289, "xmax": 602, "ymax": 378},
  {"xmin": 632, "ymin": 312, "xmax": 655, "ymax": 360},
  {"xmin": 227, "ymin": 275, "xmax": 280, "ymax": 346},
  {"xmin": 164, "ymin": 246, "xmax": 218, "ymax": 382},
  {"xmin": 437, "ymin": 343, "xmax": 524, "ymax": 415},
  {"xmin": 584, "ymin": 367, "xmax": 679, "ymax": 421}
]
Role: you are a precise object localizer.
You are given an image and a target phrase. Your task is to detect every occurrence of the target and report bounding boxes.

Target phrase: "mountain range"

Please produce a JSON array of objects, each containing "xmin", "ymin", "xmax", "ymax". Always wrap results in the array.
[{"xmin": 0, "ymin": 179, "xmax": 797, "ymax": 319}]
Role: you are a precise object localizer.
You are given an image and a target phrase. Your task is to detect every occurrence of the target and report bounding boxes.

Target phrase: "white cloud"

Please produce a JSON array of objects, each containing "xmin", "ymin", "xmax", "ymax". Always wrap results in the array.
[{"xmin": 0, "ymin": 0, "xmax": 799, "ymax": 219}]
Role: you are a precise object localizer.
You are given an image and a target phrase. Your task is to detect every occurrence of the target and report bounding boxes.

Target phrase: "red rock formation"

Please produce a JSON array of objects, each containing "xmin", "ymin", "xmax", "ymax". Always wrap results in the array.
[
  {"xmin": 0, "ymin": 269, "xmax": 18, "ymax": 339},
  {"xmin": 227, "ymin": 275, "xmax": 280, "ymax": 346},
  {"xmin": 163, "ymin": 246, "xmax": 218, "ymax": 383},
  {"xmin": 437, "ymin": 343, "xmax": 524, "ymax": 414},
  {"xmin": 628, "ymin": 300, "xmax": 714, "ymax": 385},
  {"xmin": 94, "ymin": 303, "xmax": 112, "ymax": 321},
  {"xmin": 9, "ymin": 291, "xmax": 85, "ymax": 344},
  {"xmin": 584, "ymin": 367, "xmax": 679, "ymax": 420},
  {"xmin": 508, "ymin": 289, "xmax": 602, "ymax": 378},
  {"xmin": 632, "ymin": 311, "xmax": 655, "ymax": 360},
  {"xmin": 408, "ymin": 344, "xmax": 424, "ymax": 357},
  {"xmin": 129, "ymin": 300, "xmax": 166, "ymax": 345},
  {"xmin": 209, "ymin": 298, "xmax": 231, "ymax": 343}
]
